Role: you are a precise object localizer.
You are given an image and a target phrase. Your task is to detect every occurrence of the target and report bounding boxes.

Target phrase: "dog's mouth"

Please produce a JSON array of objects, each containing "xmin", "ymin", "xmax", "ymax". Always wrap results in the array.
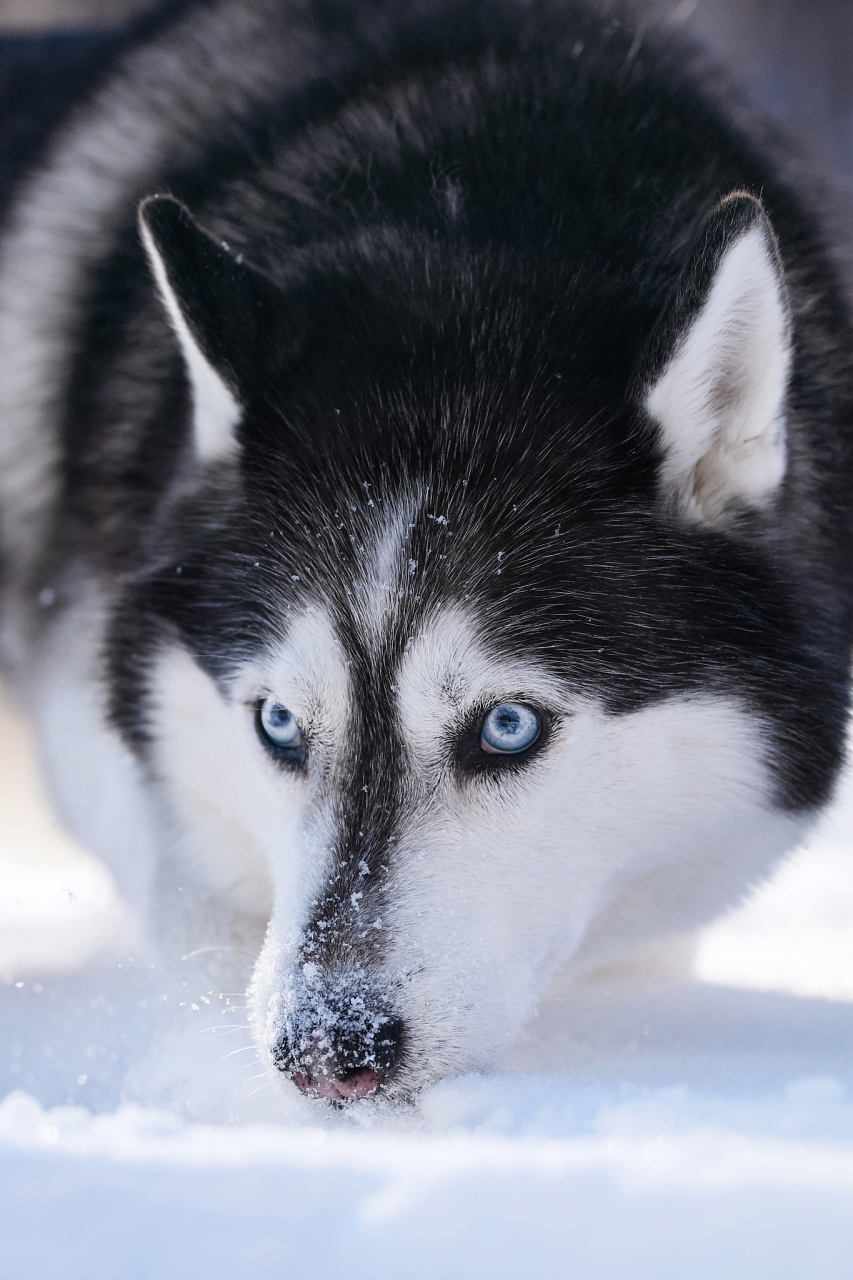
[{"xmin": 290, "ymin": 1065, "xmax": 386, "ymax": 1101}]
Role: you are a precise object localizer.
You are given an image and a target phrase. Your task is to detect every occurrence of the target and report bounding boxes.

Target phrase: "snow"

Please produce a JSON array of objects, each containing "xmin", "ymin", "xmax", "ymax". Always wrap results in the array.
[{"xmin": 3, "ymin": 682, "xmax": 853, "ymax": 1278}]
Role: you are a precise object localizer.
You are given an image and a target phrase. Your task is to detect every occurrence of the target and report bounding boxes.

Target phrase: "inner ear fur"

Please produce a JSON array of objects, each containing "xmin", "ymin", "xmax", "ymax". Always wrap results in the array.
[
  {"xmin": 138, "ymin": 194, "xmax": 288, "ymax": 461},
  {"xmin": 642, "ymin": 191, "xmax": 792, "ymax": 526}
]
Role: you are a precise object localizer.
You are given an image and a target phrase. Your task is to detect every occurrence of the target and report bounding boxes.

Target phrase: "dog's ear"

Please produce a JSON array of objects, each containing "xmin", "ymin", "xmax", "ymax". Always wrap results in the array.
[
  {"xmin": 138, "ymin": 195, "xmax": 287, "ymax": 461},
  {"xmin": 641, "ymin": 192, "xmax": 791, "ymax": 525}
]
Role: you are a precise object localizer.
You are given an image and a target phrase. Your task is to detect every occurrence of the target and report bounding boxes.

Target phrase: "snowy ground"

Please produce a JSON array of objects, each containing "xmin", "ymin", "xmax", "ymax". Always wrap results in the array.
[{"xmin": 3, "ymin": 682, "xmax": 853, "ymax": 1278}]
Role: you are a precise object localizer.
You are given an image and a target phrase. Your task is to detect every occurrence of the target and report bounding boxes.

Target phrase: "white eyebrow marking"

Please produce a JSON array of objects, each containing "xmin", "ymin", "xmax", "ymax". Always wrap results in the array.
[
  {"xmin": 395, "ymin": 605, "xmax": 568, "ymax": 759},
  {"xmin": 351, "ymin": 491, "xmax": 420, "ymax": 639}
]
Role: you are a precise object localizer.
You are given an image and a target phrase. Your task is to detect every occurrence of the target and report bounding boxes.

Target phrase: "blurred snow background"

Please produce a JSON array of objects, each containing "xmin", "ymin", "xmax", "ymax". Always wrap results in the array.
[{"xmin": 3, "ymin": 1, "xmax": 853, "ymax": 1276}]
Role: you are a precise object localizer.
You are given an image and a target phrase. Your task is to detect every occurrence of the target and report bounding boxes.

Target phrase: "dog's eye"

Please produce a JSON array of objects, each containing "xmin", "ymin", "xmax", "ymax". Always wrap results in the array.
[
  {"xmin": 257, "ymin": 698, "xmax": 304, "ymax": 761},
  {"xmin": 480, "ymin": 703, "xmax": 541, "ymax": 755}
]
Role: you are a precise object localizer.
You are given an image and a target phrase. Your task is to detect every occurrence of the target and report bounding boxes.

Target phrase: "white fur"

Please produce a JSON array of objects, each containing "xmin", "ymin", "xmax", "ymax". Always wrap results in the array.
[
  {"xmin": 138, "ymin": 217, "xmax": 241, "ymax": 460},
  {"xmin": 25, "ymin": 587, "xmax": 161, "ymax": 924},
  {"xmin": 646, "ymin": 224, "xmax": 791, "ymax": 523},
  {"xmin": 129, "ymin": 593, "xmax": 809, "ymax": 1090},
  {"xmin": 379, "ymin": 608, "xmax": 808, "ymax": 1074},
  {"xmin": 149, "ymin": 609, "xmax": 350, "ymax": 928}
]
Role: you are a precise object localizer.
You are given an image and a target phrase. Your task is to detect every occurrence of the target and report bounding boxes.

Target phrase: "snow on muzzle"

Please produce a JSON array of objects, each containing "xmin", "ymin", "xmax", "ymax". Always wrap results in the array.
[{"xmin": 271, "ymin": 964, "xmax": 404, "ymax": 1100}]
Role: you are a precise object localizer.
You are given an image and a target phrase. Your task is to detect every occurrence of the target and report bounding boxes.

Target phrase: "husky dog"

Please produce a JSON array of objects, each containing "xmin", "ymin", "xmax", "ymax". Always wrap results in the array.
[{"xmin": 0, "ymin": 0, "xmax": 851, "ymax": 1103}]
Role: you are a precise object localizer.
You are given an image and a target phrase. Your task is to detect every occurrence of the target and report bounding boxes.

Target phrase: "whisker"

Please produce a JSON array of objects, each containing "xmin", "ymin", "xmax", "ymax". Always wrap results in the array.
[
  {"xmin": 248, "ymin": 1079, "xmax": 275, "ymax": 1097},
  {"xmin": 181, "ymin": 946, "xmax": 257, "ymax": 960}
]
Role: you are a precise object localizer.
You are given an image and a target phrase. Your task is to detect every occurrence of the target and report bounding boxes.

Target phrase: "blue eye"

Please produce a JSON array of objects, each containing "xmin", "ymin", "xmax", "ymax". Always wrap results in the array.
[
  {"xmin": 258, "ymin": 698, "xmax": 304, "ymax": 758},
  {"xmin": 481, "ymin": 703, "xmax": 541, "ymax": 755}
]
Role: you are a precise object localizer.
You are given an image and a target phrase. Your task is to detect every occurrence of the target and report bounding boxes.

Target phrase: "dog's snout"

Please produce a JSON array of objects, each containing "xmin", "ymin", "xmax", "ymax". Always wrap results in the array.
[{"xmin": 274, "ymin": 1012, "xmax": 404, "ymax": 1101}]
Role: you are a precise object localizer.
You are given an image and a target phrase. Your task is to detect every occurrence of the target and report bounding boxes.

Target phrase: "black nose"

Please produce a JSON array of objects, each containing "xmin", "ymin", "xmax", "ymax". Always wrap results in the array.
[{"xmin": 274, "ymin": 1014, "xmax": 404, "ymax": 1101}]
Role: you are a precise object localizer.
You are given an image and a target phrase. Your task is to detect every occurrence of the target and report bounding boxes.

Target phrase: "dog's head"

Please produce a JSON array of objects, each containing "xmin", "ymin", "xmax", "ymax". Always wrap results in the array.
[{"xmin": 106, "ymin": 194, "xmax": 839, "ymax": 1099}]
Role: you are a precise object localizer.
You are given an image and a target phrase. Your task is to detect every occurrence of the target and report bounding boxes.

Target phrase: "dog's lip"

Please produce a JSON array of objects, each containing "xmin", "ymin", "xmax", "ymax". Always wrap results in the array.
[{"xmin": 292, "ymin": 1068, "xmax": 382, "ymax": 1100}]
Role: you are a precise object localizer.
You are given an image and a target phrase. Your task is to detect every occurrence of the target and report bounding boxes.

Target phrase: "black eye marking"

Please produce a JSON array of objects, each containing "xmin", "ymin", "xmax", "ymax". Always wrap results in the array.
[
  {"xmin": 455, "ymin": 702, "xmax": 551, "ymax": 776},
  {"xmin": 255, "ymin": 696, "xmax": 307, "ymax": 767}
]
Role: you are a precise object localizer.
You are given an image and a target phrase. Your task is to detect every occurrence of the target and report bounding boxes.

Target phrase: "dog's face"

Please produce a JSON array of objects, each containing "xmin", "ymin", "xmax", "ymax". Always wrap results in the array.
[
  {"xmin": 144, "ymin": 570, "xmax": 804, "ymax": 1100},
  {"xmin": 107, "ymin": 195, "xmax": 838, "ymax": 1099}
]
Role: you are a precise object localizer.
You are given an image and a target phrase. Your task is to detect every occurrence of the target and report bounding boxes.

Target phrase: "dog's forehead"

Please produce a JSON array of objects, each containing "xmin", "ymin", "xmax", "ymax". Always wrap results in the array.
[{"xmin": 250, "ymin": 493, "xmax": 562, "ymax": 730}]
